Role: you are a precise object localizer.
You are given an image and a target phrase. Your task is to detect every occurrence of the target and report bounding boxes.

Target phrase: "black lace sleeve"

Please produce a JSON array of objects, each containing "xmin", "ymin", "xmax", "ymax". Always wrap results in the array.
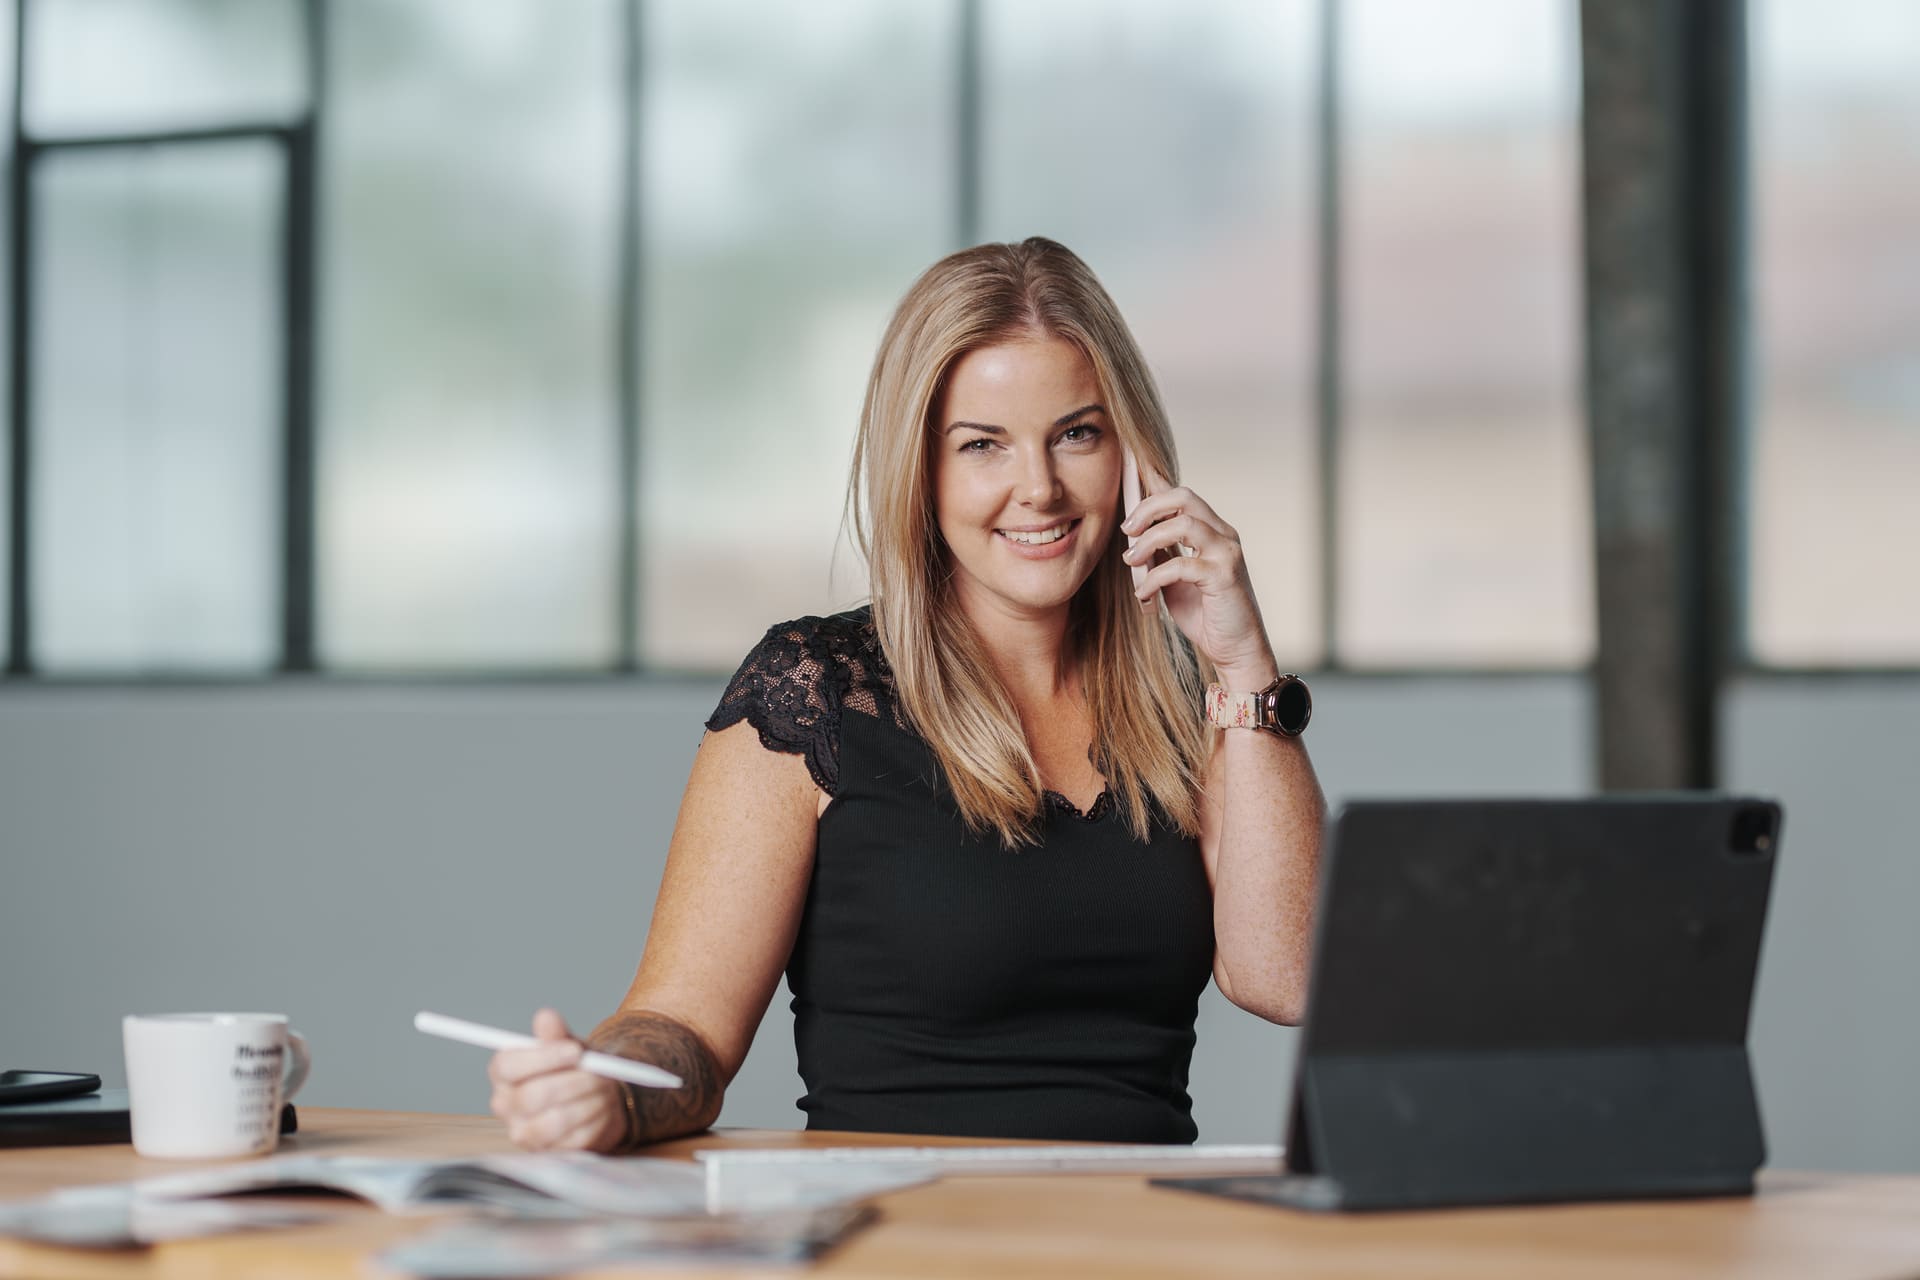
[{"xmin": 705, "ymin": 618, "xmax": 842, "ymax": 795}]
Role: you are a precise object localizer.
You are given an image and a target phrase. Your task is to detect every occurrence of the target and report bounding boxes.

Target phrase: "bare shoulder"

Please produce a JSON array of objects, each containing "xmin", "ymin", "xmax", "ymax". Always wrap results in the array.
[{"xmin": 682, "ymin": 720, "xmax": 841, "ymax": 834}]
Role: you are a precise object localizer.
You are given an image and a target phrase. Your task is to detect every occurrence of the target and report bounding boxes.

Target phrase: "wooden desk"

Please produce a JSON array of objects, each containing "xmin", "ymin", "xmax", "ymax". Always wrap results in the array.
[{"xmin": 4, "ymin": 1109, "xmax": 1920, "ymax": 1278}]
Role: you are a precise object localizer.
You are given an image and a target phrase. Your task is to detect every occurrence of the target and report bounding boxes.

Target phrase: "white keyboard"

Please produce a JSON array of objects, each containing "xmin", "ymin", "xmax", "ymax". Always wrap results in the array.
[{"xmin": 696, "ymin": 1143, "xmax": 1283, "ymax": 1176}]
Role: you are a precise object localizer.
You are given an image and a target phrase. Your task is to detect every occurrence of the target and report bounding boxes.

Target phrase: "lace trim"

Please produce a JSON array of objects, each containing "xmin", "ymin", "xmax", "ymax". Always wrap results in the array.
[
  {"xmin": 705, "ymin": 609, "xmax": 901, "ymax": 797},
  {"xmin": 1043, "ymin": 787, "xmax": 1115, "ymax": 823}
]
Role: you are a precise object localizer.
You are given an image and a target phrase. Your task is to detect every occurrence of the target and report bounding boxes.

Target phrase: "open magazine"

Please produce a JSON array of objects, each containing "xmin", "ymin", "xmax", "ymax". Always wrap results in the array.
[{"xmin": 127, "ymin": 1152, "xmax": 712, "ymax": 1218}]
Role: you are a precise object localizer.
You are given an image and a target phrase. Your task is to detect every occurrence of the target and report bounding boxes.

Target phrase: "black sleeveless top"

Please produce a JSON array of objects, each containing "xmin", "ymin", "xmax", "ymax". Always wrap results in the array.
[{"xmin": 706, "ymin": 607, "xmax": 1216, "ymax": 1143}]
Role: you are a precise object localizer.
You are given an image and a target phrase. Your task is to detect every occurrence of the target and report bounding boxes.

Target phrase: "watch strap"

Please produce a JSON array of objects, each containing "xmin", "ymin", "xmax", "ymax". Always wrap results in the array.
[
  {"xmin": 1205, "ymin": 682, "xmax": 1264, "ymax": 730},
  {"xmin": 1206, "ymin": 675, "xmax": 1311, "ymax": 736}
]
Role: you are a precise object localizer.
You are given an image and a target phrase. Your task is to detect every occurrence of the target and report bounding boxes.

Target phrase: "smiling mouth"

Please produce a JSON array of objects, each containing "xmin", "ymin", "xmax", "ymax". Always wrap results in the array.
[{"xmin": 997, "ymin": 519, "xmax": 1080, "ymax": 546}]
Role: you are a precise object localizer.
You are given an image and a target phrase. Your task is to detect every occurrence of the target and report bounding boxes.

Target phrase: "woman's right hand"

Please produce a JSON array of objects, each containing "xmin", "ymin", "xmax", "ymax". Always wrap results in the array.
[{"xmin": 487, "ymin": 1008, "xmax": 629, "ymax": 1152}]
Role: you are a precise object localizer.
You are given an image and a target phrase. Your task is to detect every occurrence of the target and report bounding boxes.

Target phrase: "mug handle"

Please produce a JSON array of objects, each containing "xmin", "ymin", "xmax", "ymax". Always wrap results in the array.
[{"xmin": 282, "ymin": 1031, "xmax": 312, "ymax": 1102}]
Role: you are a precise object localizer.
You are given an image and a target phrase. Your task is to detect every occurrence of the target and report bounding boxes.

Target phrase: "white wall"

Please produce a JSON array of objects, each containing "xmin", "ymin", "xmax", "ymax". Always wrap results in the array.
[{"xmin": 3, "ymin": 673, "xmax": 1914, "ymax": 1171}]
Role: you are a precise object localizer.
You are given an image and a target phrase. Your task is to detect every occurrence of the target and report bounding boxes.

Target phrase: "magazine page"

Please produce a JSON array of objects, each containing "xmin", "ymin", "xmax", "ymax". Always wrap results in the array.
[
  {"xmin": 374, "ymin": 1204, "xmax": 877, "ymax": 1278},
  {"xmin": 129, "ymin": 1152, "xmax": 711, "ymax": 1217},
  {"xmin": 130, "ymin": 1155, "xmax": 460, "ymax": 1215},
  {"xmin": 450, "ymin": 1154, "xmax": 707, "ymax": 1216},
  {"xmin": 0, "ymin": 1188, "xmax": 329, "ymax": 1249}
]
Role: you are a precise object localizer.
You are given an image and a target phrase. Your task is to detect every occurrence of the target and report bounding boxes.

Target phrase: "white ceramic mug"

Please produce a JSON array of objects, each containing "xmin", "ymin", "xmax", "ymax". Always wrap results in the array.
[{"xmin": 122, "ymin": 1013, "xmax": 312, "ymax": 1159}]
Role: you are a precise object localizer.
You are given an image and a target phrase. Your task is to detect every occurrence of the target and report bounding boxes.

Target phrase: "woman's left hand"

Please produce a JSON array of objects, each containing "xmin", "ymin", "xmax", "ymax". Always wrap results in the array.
[{"xmin": 1120, "ymin": 458, "xmax": 1278, "ymax": 687}]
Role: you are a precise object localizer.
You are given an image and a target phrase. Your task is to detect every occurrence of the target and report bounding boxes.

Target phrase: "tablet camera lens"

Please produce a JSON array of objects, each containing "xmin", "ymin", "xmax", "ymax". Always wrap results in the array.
[{"xmin": 1729, "ymin": 806, "xmax": 1777, "ymax": 857}]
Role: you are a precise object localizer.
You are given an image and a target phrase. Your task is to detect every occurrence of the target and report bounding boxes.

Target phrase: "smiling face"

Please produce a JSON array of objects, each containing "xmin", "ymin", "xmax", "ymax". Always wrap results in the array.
[{"xmin": 931, "ymin": 333, "xmax": 1123, "ymax": 624}]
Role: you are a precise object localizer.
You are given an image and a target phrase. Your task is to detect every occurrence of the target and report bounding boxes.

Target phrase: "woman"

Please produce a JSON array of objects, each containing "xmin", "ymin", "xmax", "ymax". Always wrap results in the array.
[{"xmin": 490, "ymin": 238, "xmax": 1324, "ymax": 1149}]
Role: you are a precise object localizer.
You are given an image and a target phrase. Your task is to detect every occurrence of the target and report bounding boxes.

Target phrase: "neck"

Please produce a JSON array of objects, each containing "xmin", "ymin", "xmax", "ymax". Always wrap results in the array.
[{"xmin": 952, "ymin": 591, "xmax": 1077, "ymax": 705}]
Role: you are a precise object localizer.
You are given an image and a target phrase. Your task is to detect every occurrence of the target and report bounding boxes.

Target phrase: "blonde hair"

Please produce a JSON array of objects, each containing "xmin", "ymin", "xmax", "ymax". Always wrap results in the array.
[{"xmin": 845, "ymin": 238, "xmax": 1212, "ymax": 849}]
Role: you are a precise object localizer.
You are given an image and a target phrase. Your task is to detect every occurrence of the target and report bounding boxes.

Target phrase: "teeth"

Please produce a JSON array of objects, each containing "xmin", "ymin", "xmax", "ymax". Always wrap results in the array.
[{"xmin": 1001, "ymin": 524, "xmax": 1069, "ymax": 545}]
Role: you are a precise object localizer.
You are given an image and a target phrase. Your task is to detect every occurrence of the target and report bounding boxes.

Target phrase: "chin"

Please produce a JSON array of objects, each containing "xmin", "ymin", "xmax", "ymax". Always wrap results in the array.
[{"xmin": 987, "ymin": 568, "xmax": 1100, "ymax": 615}]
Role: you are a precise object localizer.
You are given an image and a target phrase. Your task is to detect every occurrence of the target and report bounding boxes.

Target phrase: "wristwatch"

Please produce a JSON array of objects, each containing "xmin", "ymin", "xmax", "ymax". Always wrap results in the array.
[{"xmin": 1205, "ymin": 674, "xmax": 1312, "ymax": 738}]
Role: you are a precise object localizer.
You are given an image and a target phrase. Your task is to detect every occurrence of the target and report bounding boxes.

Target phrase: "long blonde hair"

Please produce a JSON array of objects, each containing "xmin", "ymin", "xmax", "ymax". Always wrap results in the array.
[{"xmin": 845, "ymin": 238, "xmax": 1212, "ymax": 849}]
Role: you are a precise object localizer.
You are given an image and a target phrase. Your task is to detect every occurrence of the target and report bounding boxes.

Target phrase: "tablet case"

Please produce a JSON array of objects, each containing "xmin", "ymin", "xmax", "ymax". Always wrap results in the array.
[
  {"xmin": 1159, "ymin": 796, "xmax": 1781, "ymax": 1212},
  {"xmin": 0, "ymin": 1089, "xmax": 298, "ymax": 1149}
]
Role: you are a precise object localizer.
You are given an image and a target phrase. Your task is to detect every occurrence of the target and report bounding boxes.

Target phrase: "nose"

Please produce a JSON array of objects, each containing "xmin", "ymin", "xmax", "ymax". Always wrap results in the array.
[{"xmin": 1017, "ymin": 444, "xmax": 1063, "ymax": 507}]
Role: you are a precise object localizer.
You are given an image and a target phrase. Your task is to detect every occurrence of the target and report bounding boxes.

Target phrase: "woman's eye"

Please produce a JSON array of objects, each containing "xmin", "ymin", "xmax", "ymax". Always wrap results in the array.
[
  {"xmin": 959, "ymin": 437, "xmax": 994, "ymax": 454},
  {"xmin": 1059, "ymin": 424, "xmax": 1102, "ymax": 445}
]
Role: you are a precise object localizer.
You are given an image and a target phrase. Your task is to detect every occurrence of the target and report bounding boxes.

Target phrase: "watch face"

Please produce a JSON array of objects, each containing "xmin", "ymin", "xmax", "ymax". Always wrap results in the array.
[{"xmin": 1265, "ymin": 677, "xmax": 1312, "ymax": 736}]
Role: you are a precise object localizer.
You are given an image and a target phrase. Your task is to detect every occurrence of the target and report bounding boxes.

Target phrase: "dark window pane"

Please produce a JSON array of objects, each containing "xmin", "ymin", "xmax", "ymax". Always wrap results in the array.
[
  {"xmin": 639, "ymin": 0, "xmax": 955, "ymax": 668},
  {"xmin": 321, "ymin": 0, "xmax": 622, "ymax": 669},
  {"xmin": 981, "ymin": 0, "xmax": 1322, "ymax": 667},
  {"xmin": 1750, "ymin": 0, "xmax": 1920, "ymax": 665},
  {"xmin": 1339, "ymin": 0, "xmax": 1590, "ymax": 668},
  {"xmin": 33, "ymin": 142, "xmax": 282, "ymax": 672},
  {"xmin": 26, "ymin": 0, "xmax": 306, "ymax": 137}
]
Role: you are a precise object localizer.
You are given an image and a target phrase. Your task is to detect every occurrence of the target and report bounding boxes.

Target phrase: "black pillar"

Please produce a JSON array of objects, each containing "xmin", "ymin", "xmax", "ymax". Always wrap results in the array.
[{"xmin": 1580, "ymin": 0, "xmax": 1746, "ymax": 790}]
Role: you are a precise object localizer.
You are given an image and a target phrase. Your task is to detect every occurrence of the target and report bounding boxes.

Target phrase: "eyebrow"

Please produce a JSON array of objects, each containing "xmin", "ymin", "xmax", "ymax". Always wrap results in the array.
[{"xmin": 942, "ymin": 404, "xmax": 1107, "ymax": 436}]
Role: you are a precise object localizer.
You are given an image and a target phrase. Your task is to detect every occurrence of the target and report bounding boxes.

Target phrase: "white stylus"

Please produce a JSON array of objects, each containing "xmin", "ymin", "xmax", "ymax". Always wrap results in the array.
[{"xmin": 414, "ymin": 1011, "xmax": 684, "ymax": 1090}]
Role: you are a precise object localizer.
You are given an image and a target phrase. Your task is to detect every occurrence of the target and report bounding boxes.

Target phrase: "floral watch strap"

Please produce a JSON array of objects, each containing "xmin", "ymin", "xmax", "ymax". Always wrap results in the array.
[{"xmin": 1204, "ymin": 682, "xmax": 1263, "ymax": 729}]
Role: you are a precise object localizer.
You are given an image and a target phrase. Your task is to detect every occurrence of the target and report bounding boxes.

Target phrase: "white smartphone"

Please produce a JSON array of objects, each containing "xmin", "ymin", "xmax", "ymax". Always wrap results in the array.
[{"xmin": 1122, "ymin": 446, "xmax": 1149, "ymax": 597}]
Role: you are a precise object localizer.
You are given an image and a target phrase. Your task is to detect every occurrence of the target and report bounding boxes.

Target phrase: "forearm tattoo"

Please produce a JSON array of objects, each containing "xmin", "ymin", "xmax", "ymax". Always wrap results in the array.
[{"xmin": 586, "ymin": 1011, "xmax": 724, "ymax": 1150}]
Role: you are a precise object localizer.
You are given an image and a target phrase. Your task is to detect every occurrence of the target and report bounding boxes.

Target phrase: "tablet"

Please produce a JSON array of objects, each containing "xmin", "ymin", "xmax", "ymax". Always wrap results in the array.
[{"xmin": 1159, "ymin": 795, "xmax": 1782, "ymax": 1211}]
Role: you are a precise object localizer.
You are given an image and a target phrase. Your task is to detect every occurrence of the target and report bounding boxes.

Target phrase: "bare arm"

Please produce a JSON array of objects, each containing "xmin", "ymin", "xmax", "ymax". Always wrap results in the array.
[
  {"xmin": 1120, "ymin": 462, "xmax": 1326, "ymax": 1025},
  {"xmin": 1197, "ymin": 674, "xmax": 1326, "ymax": 1025},
  {"xmin": 490, "ymin": 718, "xmax": 821, "ymax": 1150}
]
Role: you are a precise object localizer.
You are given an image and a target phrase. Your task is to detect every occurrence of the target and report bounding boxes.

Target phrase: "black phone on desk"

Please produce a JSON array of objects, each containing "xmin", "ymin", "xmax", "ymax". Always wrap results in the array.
[{"xmin": 0, "ymin": 1071, "xmax": 101, "ymax": 1105}]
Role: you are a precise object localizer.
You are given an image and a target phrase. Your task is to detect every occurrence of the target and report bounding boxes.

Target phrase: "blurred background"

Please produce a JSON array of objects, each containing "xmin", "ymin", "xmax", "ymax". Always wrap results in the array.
[{"xmin": 1, "ymin": 0, "xmax": 1916, "ymax": 1172}]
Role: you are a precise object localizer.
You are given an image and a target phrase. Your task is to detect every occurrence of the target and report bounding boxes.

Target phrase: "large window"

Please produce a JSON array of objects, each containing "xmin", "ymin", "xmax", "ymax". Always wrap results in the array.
[
  {"xmin": 1339, "ymin": 0, "xmax": 1588, "ymax": 668},
  {"xmin": 3, "ymin": 0, "xmax": 1595, "ymax": 678},
  {"xmin": 1750, "ymin": 0, "xmax": 1920, "ymax": 666},
  {"xmin": 638, "ymin": 0, "xmax": 953, "ymax": 669},
  {"xmin": 321, "ymin": 0, "xmax": 623, "ymax": 669}
]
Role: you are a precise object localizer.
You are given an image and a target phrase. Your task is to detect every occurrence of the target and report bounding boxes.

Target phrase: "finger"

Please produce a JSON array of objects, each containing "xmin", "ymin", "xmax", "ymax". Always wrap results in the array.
[
  {"xmin": 1122, "ymin": 512, "xmax": 1228, "ymax": 565},
  {"xmin": 510, "ymin": 1066, "xmax": 607, "ymax": 1119},
  {"xmin": 549, "ymin": 1092, "xmax": 624, "ymax": 1152},
  {"xmin": 530, "ymin": 1085, "xmax": 618, "ymax": 1151},
  {"xmin": 512, "ymin": 1089, "xmax": 615, "ymax": 1151},
  {"xmin": 1133, "ymin": 554, "xmax": 1214, "ymax": 602},
  {"xmin": 532, "ymin": 1008, "xmax": 577, "ymax": 1042},
  {"xmin": 1121, "ymin": 487, "xmax": 1230, "ymax": 543},
  {"xmin": 488, "ymin": 1038, "xmax": 585, "ymax": 1086}
]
